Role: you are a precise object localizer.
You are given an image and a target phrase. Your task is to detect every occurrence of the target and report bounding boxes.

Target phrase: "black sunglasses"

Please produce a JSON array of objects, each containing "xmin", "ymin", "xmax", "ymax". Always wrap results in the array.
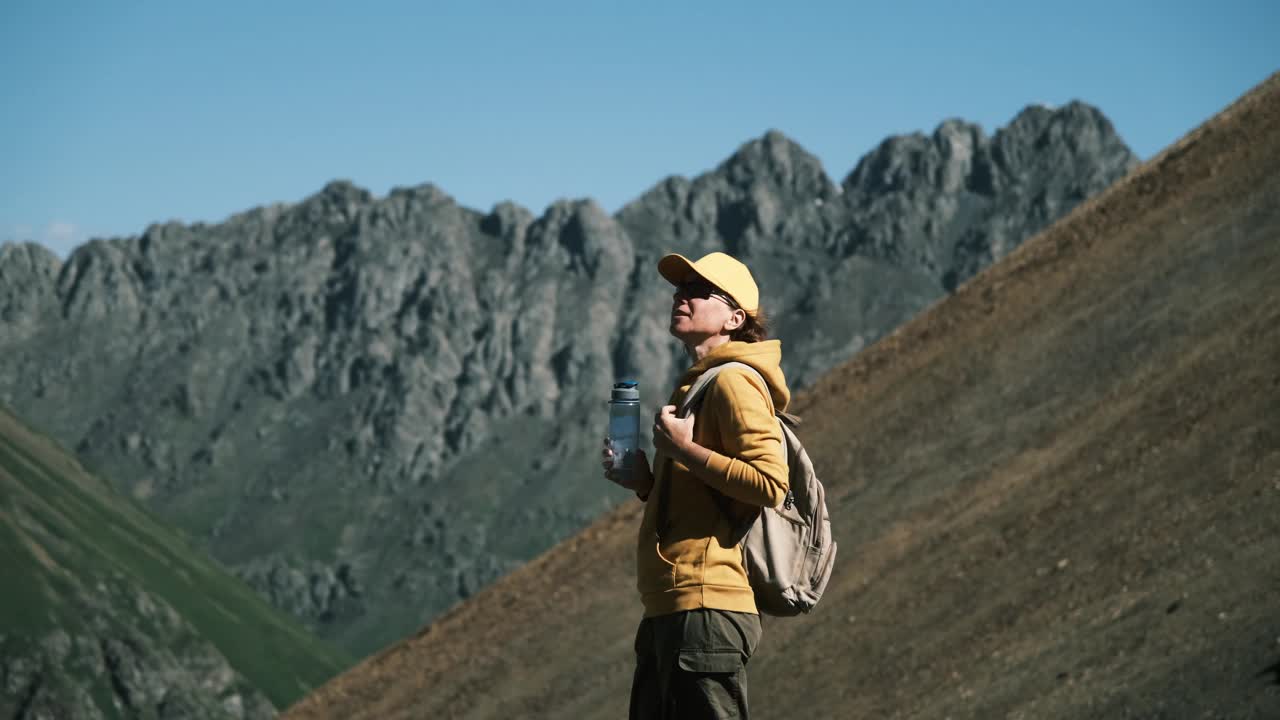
[{"xmin": 674, "ymin": 281, "xmax": 738, "ymax": 309}]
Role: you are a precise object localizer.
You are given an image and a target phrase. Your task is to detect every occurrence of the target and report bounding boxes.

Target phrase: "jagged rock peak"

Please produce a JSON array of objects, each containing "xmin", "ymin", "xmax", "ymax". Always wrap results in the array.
[
  {"xmin": 617, "ymin": 174, "xmax": 694, "ymax": 219},
  {"xmin": 843, "ymin": 118, "xmax": 990, "ymax": 196},
  {"xmin": 529, "ymin": 197, "xmax": 630, "ymax": 273},
  {"xmin": 315, "ymin": 179, "xmax": 374, "ymax": 204},
  {"xmin": 541, "ymin": 196, "xmax": 610, "ymax": 223},
  {"xmin": 387, "ymin": 182, "xmax": 457, "ymax": 207},
  {"xmin": 844, "ymin": 102, "xmax": 1137, "ymax": 198},
  {"xmin": 715, "ymin": 129, "xmax": 837, "ymax": 200},
  {"xmin": 290, "ymin": 179, "xmax": 376, "ymax": 226},
  {"xmin": 480, "ymin": 200, "xmax": 535, "ymax": 238},
  {"xmin": 0, "ymin": 242, "xmax": 63, "ymax": 338},
  {"xmin": 0, "ymin": 240, "xmax": 62, "ymax": 276},
  {"xmin": 1003, "ymin": 100, "xmax": 1115, "ymax": 138},
  {"xmin": 933, "ymin": 118, "xmax": 987, "ymax": 154},
  {"xmin": 989, "ymin": 100, "xmax": 1139, "ymax": 187}
]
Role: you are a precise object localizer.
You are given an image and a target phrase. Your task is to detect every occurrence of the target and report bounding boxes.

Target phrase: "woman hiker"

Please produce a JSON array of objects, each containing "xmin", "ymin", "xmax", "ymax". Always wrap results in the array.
[{"xmin": 602, "ymin": 251, "xmax": 791, "ymax": 720}]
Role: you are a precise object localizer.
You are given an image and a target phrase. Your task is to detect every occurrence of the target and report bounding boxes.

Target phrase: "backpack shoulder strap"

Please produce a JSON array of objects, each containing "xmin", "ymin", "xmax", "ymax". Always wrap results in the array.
[
  {"xmin": 657, "ymin": 361, "xmax": 786, "ymax": 544},
  {"xmin": 656, "ymin": 363, "xmax": 729, "ymax": 540},
  {"xmin": 676, "ymin": 363, "xmax": 732, "ymax": 417},
  {"xmin": 688, "ymin": 362, "xmax": 800, "ymax": 425}
]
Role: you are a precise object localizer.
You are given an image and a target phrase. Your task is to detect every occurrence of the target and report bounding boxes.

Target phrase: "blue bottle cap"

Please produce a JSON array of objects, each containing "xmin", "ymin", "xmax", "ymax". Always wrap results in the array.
[{"xmin": 611, "ymin": 380, "xmax": 640, "ymax": 402}]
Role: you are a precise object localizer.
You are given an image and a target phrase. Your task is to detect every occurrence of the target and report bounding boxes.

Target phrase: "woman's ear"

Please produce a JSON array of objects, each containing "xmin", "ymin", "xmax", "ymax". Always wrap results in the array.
[{"xmin": 723, "ymin": 308, "xmax": 746, "ymax": 333}]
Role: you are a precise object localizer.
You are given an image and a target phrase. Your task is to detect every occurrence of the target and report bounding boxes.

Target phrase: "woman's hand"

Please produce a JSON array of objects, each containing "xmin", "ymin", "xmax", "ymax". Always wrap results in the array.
[
  {"xmin": 653, "ymin": 405, "xmax": 711, "ymax": 470},
  {"xmin": 652, "ymin": 405, "xmax": 695, "ymax": 462},
  {"xmin": 602, "ymin": 437, "xmax": 654, "ymax": 496}
]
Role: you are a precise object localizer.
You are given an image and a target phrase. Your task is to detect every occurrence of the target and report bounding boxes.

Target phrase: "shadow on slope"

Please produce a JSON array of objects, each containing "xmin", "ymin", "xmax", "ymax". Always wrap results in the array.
[{"xmin": 285, "ymin": 72, "xmax": 1280, "ymax": 720}]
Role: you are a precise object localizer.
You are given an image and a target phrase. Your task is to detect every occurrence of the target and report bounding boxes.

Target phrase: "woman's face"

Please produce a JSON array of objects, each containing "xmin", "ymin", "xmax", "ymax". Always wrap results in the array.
[{"xmin": 669, "ymin": 279, "xmax": 742, "ymax": 342}]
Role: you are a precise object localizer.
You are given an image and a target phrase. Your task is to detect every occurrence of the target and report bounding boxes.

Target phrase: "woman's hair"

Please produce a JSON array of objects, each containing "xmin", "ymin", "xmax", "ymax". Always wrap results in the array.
[{"xmin": 730, "ymin": 308, "xmax": 770, "ymax": 343}]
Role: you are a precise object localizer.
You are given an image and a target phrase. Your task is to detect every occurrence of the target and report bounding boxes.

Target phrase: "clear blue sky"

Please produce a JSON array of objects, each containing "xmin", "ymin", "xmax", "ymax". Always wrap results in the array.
[{"xmin": 2, "ymin": 0, "xmax": 1276, "ymax": 258}]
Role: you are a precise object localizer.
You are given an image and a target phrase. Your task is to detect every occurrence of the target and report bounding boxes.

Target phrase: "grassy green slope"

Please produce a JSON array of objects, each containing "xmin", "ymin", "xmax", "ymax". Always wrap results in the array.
[{"xmin": 0, "ymin": 406, "xmax": 352, "ymax": 710}]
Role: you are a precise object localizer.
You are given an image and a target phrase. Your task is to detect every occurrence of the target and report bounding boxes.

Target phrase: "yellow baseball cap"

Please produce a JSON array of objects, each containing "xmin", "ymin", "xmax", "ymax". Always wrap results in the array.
[{"xmin": 658, "ymin": 251, "xmax": 760, "ymax": 315}]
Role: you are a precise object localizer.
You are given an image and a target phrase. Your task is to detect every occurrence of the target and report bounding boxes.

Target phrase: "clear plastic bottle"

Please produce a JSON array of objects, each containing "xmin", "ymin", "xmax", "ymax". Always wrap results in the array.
[{"xmin": 608, "ymin": 380, "xmax": 641, "ymax": 471}]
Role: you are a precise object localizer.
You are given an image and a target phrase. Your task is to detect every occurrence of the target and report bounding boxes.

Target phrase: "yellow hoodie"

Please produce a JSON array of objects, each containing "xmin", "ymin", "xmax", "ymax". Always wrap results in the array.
[{"xmin": 637, "ymin": 340, "xmax": 791, "ymax": 618}]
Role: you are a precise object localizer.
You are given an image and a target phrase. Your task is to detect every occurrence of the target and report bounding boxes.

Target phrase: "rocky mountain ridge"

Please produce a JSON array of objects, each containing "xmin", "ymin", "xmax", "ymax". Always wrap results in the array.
[{"xmin": 0, "ymin": 101, "xmax": 1137, "ymax": 657}]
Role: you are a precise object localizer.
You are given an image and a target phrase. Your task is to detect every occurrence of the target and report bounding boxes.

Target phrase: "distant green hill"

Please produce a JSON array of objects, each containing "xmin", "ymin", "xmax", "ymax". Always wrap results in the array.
[{"xmin": 0, "ymin": 406, "xmax": 351, "ymax": 718}]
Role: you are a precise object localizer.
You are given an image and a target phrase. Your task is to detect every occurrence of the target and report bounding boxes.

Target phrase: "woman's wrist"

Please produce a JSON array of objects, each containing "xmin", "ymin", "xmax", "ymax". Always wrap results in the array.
[{"xmin": 677, "ymin": 440, "xmax": 712, "ymax": 470}]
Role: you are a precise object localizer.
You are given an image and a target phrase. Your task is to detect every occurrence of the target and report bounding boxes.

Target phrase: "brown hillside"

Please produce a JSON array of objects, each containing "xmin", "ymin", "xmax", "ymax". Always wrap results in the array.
[{"xmin": 286, "ymin": 73, "xmax": 1280, "ymax": 720}]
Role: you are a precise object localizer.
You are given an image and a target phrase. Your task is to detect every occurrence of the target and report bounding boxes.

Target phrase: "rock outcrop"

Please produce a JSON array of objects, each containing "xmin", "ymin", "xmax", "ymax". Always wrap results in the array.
[
  {"xmin": 0, "ymin": 406, "xmax": 349, "ymax": 716},
  {"xmin": 1, "ymin": 577, "xmax": 275, "ymax": 720}
]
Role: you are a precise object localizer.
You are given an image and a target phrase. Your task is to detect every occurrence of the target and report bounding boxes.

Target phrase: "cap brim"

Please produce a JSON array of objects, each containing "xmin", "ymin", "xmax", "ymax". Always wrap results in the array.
[{"xmin": 658, "ymin": 254, "xmax": 698, "ymax": 286}]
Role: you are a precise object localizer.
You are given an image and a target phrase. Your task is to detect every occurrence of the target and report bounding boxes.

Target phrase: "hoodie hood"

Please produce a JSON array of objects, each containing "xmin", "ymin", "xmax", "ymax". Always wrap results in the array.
[{"xmin": 679, "ymin": 339, "xmax": 790, "ymax": 412}]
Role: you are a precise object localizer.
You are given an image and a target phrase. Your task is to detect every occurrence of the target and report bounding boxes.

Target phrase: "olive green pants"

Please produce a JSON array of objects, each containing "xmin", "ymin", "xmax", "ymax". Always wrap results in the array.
[{"xmin": 629, "ymin": 609, "xmax": 762, "ymax": 720}]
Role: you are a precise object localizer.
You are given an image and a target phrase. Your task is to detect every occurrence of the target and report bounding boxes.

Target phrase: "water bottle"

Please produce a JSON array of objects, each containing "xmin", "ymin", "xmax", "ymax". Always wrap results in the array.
[{"xmin": 608, "ymin": 380, "xmax": 641, "ymax": 471}]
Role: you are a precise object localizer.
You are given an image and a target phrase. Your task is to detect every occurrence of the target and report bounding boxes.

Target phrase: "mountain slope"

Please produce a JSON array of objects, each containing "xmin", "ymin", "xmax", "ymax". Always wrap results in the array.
[
  {"xmin": 0, "ymin": 407, "xmax": 351, "ymax": 718},
  {"xmin": 0, "ymin": 104, "xmax": 1136, "ymax": 657},
  {"xmin": 282, "ymin": 74, "xmax": 1280, "ymax": 719}
]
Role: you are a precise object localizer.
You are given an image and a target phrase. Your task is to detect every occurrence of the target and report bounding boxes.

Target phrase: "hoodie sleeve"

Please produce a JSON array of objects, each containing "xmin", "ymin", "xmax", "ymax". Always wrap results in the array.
[{"xmin": 695, "ymin": 367, "xmax": 789, "ymax": 508}]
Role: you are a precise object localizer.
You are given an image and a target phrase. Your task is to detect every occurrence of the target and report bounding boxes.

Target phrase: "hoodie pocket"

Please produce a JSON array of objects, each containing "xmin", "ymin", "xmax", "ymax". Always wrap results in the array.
[
  {"xmin": 638, "ymin": 539, "xmax": 678, "ymax": 595},
  {"xmin": 654, "ymin": 539, "xmax": 677, "ymax": 568}
]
